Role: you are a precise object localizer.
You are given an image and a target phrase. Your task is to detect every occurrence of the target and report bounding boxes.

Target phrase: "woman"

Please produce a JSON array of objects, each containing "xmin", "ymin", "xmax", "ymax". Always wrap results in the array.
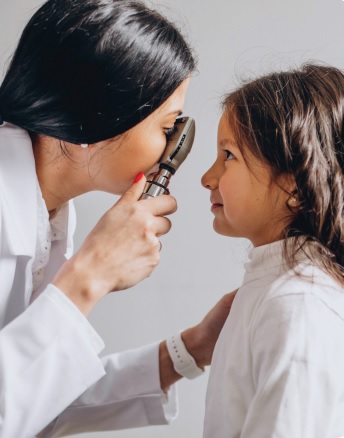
[{"xmin": 0, "ymin": 0, "xmax": 236, "ymax": 436}]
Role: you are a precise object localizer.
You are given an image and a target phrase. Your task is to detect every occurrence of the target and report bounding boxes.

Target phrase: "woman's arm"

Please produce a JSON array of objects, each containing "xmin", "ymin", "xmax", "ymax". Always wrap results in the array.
[
  {"xmin": 159, "ymin": 291, "xmax": 237, "ymax": 390},
  {"xmin": 37, "ymin": 291, "xmax": 238, "ymax": 437},
  {"xmin": 0, "ymin": 284, "xmax": 106, "ymax": 438}
]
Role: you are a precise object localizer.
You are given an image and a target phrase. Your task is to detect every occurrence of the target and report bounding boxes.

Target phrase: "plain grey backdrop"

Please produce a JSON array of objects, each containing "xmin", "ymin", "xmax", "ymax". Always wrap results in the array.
[{"xmin": 1, "ymin": 0, "xmax": 344, "ymax": 437}]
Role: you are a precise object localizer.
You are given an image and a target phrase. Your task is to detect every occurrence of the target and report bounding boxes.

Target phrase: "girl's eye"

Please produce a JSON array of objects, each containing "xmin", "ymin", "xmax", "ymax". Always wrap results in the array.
[
  {"xmin": 224, "ymin": 150, "xmax": 235, "ymax": 161},
  {"xmin": 164, "ymin": 125, "xmax": 177, "ymax": 141}
]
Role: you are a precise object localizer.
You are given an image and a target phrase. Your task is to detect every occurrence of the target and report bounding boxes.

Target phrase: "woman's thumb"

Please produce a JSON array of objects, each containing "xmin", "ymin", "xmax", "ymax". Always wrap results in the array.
[{"xmin": 116, "ymin": 172, "xmax": 146, "ymax": 206}]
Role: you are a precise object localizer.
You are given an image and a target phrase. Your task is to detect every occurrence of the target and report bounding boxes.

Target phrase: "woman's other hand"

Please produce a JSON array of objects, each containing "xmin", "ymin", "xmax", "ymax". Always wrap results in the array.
[
  {"xmin": 182, "ymin": 290, "xmax": 238, "ymax": 367},
  {"xmin": 159, "ymin": 290, "xmax": 238, "ymax": 390},
  {"xmin": 53, "ymin": 173, "xmax": 177, "ymax": 314}
]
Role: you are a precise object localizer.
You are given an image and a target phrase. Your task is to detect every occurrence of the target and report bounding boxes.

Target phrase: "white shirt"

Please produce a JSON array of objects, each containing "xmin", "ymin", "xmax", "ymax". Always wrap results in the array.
[
  {"xmin": 0, "ymin": 122, "xmax": 177, "ymax": 437},
  {"xmin": 31, "ymin": 180, "xmax": 68, "ymax": 293},
  {"xmin": 204, "ymin": 240, "xmax": 344, "ymax": 438}
]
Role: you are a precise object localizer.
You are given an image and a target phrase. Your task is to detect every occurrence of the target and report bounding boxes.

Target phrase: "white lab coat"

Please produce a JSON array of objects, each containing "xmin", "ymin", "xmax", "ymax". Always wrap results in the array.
[{"xmin": 0, "ymin": 123, "xmax": 177, "ymax": 437}]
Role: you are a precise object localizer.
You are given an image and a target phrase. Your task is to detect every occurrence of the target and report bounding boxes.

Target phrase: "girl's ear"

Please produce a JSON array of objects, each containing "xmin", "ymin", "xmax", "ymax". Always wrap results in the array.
[
  {"xmin": 279, "ymin": 173, "xmax": 301, "ymax": 209},
  {"xmin": 287, "ymin": 192, "xmax": 301, "ymax": 208}
]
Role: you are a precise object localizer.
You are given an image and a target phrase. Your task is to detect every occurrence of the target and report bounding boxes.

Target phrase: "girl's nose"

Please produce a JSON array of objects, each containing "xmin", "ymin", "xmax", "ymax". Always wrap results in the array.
[{"xmin": 201, "ymin": 163, "xmax": 218, "ymax": 190}]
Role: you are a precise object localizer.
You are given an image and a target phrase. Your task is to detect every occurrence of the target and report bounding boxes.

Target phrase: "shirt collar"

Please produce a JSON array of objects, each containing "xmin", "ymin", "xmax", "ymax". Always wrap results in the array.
[{"xmin": 243, "ymin": 237, "xmax": 314, "ymax": 281}]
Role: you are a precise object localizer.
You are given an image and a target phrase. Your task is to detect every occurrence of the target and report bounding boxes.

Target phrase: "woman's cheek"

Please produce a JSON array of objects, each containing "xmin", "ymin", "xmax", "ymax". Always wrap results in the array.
[{"xmin": 151, "ymin": 136, "xmax": 168, "ymax": 166}]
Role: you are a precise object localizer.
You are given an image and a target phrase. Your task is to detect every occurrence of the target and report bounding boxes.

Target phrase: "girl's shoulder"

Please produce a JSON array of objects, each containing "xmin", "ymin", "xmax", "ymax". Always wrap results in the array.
[
  {"xmin": 271, "ymin": 260, "xmax": 343, "ymax": 296},
  {"xmin": 257, "ymin": 262, "xmax": 344, "ymax": 326}
]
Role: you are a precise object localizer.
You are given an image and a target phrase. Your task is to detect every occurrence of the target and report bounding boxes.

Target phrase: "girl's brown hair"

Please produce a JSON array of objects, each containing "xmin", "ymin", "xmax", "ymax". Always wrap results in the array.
[{"xmin": 223, "ymin": 63, "xmax": 344, "ymax": 285}]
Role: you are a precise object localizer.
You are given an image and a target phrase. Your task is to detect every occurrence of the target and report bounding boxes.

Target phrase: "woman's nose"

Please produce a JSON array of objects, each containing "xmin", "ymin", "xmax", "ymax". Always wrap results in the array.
[{"xmin": 201, "ymin": 163, "xmax": 218, "ymax": 190}]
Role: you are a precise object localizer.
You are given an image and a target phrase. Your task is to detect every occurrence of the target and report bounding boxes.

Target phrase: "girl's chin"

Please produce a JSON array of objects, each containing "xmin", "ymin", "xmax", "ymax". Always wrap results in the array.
[{"xmin": 212, "ymin": 221, "xmax": 233, "ymax": 237}]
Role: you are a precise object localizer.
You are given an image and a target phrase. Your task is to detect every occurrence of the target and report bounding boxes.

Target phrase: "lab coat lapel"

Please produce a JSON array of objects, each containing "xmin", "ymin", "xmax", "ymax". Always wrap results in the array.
[
  {"xmin": 0, "ymin": 123, "xmax": 73, "ymax": 321},
  {"xmin": 0, "ymin": 123, "xmax": 37, "ymax": 258},
  {"xmin": 0, "ymin": 123, "xmax": 38, "ymax": 325}
]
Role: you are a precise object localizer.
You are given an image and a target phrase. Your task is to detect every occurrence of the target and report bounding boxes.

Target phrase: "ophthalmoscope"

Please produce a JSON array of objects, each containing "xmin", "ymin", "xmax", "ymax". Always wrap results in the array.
[{"xmin": 139, "ymin": 116, "xmax": 195, "ymax": 200}]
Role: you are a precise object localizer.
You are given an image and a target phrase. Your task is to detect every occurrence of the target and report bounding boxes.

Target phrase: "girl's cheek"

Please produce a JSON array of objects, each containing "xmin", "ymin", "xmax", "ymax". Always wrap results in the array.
[{"xmin": 218, "ymin": 176, "xmax": 227, "ymax": 195}]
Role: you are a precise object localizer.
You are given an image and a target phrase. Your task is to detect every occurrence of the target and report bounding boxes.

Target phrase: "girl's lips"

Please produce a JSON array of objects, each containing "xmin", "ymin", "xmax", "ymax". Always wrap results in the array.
[
  {"xmin": 211, "ymin": 203, "xmax": 223, "ymax": 210},
  {"xmin": 210, "ymin": 196, "xmax": 223, "ymax": 210}
]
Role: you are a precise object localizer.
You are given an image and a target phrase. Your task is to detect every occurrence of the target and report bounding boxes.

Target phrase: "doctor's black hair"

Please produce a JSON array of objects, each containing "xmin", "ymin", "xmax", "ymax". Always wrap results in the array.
[{"xmin": 0, "ymin": 0, "xmax": 196, "ymax": 144}]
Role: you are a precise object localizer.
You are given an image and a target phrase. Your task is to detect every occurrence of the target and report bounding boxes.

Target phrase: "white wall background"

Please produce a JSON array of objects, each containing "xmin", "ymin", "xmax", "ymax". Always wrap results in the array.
[{"xmin": 1, "ymin": 0, "xmax": 344, "ymax": 437}]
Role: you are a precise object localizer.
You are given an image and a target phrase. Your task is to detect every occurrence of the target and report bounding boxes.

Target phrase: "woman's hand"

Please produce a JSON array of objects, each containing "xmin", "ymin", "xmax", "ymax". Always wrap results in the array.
[
  {"xmin": 159, "ymin": 290, "xmax": 238, "ymax": 390},
  {"xmin": 53, "ymin": 174, "xmax": 177, "ymax": 315},
  {"xmin": 181, "ymin": 290, "xmax": 238, "ymax": 367}
]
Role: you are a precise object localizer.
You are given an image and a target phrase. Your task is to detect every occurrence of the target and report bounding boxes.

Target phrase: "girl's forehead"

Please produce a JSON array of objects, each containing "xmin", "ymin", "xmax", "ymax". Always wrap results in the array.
[{"xmin": 217, "ymin": 113, "xmax": 239, "ymax": 147}]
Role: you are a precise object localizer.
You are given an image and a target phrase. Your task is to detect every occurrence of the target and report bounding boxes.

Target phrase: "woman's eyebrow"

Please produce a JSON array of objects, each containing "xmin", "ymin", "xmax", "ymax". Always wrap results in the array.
[{"xmin": 167, "ymin": 110, "xmax": 183, "ymax": 117}]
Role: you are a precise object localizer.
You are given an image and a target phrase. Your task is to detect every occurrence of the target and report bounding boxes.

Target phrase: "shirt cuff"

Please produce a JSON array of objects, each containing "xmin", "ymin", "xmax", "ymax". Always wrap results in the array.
[
  {"xmin": 110, "ymin": 342, "xmax": 178, "ymax": 424},
  {"xmin": 140, "ymin": 342, "xmax": 179, "ymax": 424},
  {"xmin": 160, "ymin": 384, "xmax": 178, "ymax": 424}
]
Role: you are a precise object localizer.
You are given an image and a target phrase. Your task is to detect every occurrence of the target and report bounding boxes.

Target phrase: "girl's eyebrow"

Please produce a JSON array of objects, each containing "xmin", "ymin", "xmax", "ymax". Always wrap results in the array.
[
  {"xmin": 219, "ymin": 138, "xmax": 238, "ymax": 149},
  {"xmin": 218, "ymin": 139, "xmax": 230, "ymax": 149}
]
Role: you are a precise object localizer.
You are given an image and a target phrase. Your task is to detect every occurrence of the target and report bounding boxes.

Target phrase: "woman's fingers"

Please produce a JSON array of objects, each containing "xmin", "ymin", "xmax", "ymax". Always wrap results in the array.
[
  {"xmin": 114, "ymin": 172, "xmax": 147, "ymax": 206},
  {"xmin": 154, "ymin": 216, "xmax": 172, "ymax": 237},
  {"xmin": 114, "ymin": 171, "xmax": 177, "ymax": 216},
  {"xmin": 140, "ymin": 195, "xmax": 178, "ymax": 216}
]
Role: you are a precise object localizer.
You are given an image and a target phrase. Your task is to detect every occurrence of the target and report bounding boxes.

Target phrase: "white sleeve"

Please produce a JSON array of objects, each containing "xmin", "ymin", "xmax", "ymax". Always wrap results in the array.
[
  {"xmin": 0, "ymin": 284, "xmax": 106, "ymax": 438},
  {"xmin": 38, "ymin": 343, "xmax": 178, "ymax": 437},
  {"xmin": 241, "ymin": 292, "xmax": 344, "ymax": 438}
]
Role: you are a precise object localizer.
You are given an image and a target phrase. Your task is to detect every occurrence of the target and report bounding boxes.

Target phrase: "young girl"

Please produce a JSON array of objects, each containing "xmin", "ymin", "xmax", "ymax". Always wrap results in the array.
[{"xmin": 201, "ymin": 64, "xmax": 344, "ymax": 438}]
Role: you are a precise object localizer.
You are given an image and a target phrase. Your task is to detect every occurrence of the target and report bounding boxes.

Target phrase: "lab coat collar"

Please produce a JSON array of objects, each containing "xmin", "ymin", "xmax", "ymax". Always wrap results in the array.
[{"xmin": 0, "ymin": 123, "xmax": 37, "ymax": 257}]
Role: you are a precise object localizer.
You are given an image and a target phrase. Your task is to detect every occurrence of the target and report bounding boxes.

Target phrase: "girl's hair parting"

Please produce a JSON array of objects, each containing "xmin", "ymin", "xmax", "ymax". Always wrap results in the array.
[
  {"xmin": 223, "ymin": 63, "xmax": 344, "ymax": 285},
  {"xmin": 0, "ymin": 0, "xmax": 196, "ymax": 144}
]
